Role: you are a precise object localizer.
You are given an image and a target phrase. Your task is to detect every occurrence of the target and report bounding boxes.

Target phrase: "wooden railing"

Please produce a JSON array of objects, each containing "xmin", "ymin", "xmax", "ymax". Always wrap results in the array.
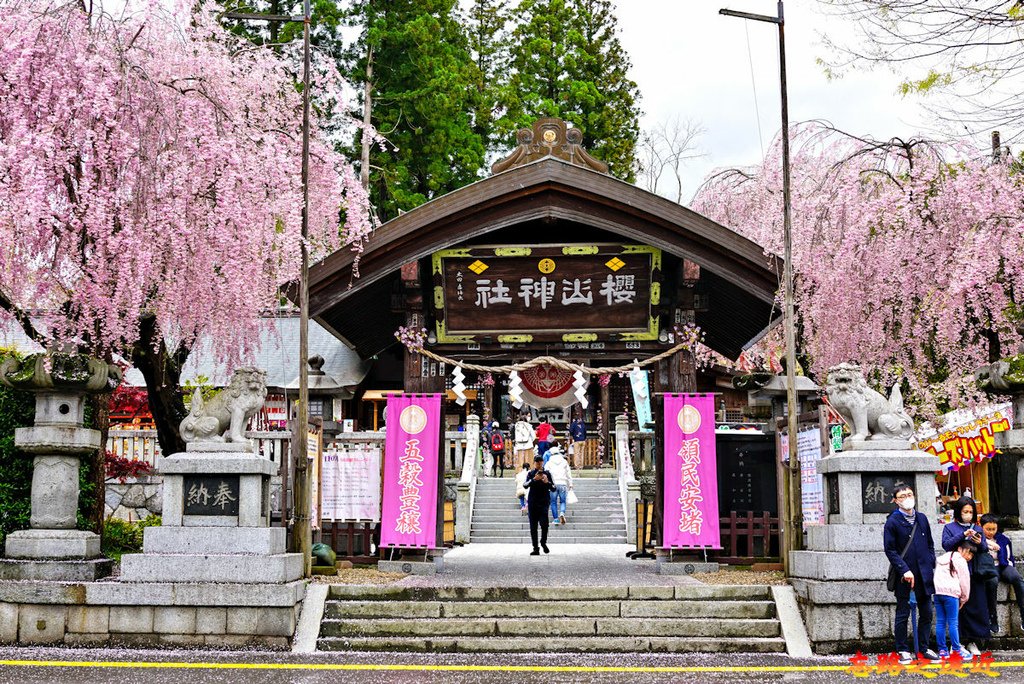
[{"xmin": 711, "ymin": 511, "xmax": 781, "ymax": 564}]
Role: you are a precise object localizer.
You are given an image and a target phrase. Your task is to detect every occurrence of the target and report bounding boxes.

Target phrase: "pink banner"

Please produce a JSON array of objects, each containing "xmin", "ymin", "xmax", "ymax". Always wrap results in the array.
[
  {"xmin": 662, "ymin": 394, "xmax": 721, "ymax": 549},
  {"xmin": 380, "ymin": 394, "xmax": 442, "ymax": 549}
]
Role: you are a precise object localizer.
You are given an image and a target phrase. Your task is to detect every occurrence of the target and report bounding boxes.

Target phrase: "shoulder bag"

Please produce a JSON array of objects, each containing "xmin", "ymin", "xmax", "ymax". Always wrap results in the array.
[{"xmin": 887, "ymin": 515, "xmax": 918, "ymax": 592}]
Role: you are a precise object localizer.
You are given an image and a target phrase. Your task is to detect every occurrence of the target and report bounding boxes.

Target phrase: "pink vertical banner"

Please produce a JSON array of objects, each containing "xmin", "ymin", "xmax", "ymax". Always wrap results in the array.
[
  {"xmin": 662, "ymin": 393, "xmax": 721, "ymax": 549},
  {"xmin": 380, "ymin": 394, "xmax": 442, "ymax": 549}
]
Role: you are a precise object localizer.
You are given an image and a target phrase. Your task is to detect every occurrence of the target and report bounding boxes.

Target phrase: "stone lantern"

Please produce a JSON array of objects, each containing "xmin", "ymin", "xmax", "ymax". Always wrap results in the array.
[
  {"xmin": 285, "ymin": 355, "xmax": 352, "ymax": 439},
  {"xmin": 977, "ymin": 336, "xmax": 1024, "ymax": 514},
  {"xmin": 0, "ymin": 352, "xmax": 121, "ymax": 580}
]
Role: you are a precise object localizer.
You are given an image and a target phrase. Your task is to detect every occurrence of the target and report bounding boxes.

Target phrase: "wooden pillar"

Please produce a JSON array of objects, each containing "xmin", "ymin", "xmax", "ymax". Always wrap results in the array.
[
  {"xmin": 669, "ymin": 349, "xmax": 697, "ymax": 393},
  {"xmin": 600, "ymin": 382, "xmax": 610, "ymax": 466}
]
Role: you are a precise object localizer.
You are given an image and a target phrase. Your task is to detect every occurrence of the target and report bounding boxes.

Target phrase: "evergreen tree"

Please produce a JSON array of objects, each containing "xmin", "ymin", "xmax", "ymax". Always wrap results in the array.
[
  {"xmin": 347, "ymin": 0, "xmax": 486, "ymax": 221},
  {"xmin": 503, "ymin": 0, "xmax": 640, "ymax": 180},
  {"xmin": 466, "ymin": 0, "xmax": 512, "ymax": 153}
]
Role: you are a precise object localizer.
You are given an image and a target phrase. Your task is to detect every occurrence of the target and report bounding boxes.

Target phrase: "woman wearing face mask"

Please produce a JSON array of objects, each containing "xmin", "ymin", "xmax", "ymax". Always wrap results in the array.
[
  {"xmin": 941, "ymin": 496, "xmax": 990, "ymax": 656},
  {"xmin": 883, "ymin": 485, "xmax": 941, "ymax": 664}
]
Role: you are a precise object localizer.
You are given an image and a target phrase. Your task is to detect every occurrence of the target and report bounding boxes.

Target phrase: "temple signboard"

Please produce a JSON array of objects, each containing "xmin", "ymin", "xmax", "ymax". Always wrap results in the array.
[{"xmin": 432, "ymin": 244, "xmax": 661, "ymax": 344}]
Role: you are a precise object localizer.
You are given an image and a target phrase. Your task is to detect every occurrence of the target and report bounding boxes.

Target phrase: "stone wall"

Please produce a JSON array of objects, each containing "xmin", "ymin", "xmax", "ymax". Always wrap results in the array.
[
  {"xmin": 0, "ymin": 580, "xmax": 304, "ymax": 649},
  {"xmin": 104, "ymin": 476, "xmax": 162, "ymax": 521}
]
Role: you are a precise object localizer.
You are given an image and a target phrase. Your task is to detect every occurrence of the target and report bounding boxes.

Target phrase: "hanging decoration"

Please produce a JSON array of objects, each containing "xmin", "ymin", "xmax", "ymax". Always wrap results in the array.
[
  {"xmin": 451, "ymin": 365, "xmax": 467, "ymax": 406},
  {"xmin": 572, "ymin": 369, "xmax": 589, "ymax": 409},
  {"xmin": 508, "ymin": 370, "xmax": 524, "ymax": 409}
]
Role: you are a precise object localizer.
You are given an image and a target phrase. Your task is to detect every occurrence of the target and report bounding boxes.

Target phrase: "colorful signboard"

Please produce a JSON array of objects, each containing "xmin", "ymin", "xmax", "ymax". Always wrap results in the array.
[
  {"xmin": 662, "ymin": 394, "xmax": 721, "ymax": 549},
  {"xmin": 380, "ymin": 394, "xmax": 442, "ymax": 548},
  {"xmin": 432, "ymin": 244, "xmax": 661, "ymax": 344},
  {"xmin": 320, "ymin": 444, "xmax": 381, "ymax": 521},
  {"xmin": 915, "ymin": 403, "xmax": 1013, "ymax": 472}
]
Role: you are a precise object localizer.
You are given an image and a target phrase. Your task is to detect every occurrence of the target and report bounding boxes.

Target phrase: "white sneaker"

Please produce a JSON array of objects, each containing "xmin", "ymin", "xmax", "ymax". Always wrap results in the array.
[
  {"xmin": 922, "ymin": 649, "xmax": 941, "ymax": 661},
  {"xmin": 897, "ymin": 651, "xmax": 914, "ymax": 665},
  {"xmin": 959, "ymin": 647, "xmax": 974, "ymax": 661},
  {"xmin": 967, "ymin": 642, "xmax": 982, "ymax": 656}
]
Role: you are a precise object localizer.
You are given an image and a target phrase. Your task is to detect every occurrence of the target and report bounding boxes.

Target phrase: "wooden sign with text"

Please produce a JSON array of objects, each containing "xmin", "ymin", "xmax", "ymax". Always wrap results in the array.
[{"xmin": 432, "ymin": 244, "xmax": 661, "ymax": 344}]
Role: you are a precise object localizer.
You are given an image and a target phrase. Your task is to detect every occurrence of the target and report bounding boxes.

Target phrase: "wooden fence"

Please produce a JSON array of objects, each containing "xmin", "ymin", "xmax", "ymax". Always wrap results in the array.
[{"xmin": 710, "ymin": 511, "xmax": 781, "ymax": 564}]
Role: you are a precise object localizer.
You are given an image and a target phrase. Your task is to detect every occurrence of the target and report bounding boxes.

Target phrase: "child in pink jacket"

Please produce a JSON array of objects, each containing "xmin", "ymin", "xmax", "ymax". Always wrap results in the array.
[{"xmin": 934, "ymin": 541, "xmax": 977, "ymax": 660}]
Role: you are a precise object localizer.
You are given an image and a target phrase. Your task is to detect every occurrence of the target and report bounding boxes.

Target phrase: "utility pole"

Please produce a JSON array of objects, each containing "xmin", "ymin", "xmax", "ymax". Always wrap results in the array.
[
  {"xmin": 222, "ymin": 4, "xmax": 313, "ymax": 578},
  {"xmin": 719, "ymin": 1, "xmax": 800, "ymax": 574}
]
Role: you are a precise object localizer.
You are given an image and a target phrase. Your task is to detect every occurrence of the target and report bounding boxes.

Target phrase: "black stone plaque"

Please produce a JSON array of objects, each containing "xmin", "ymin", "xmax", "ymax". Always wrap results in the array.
[
  {"xmin": 183, "ymin": 475, "xmax": 240, "ymax": 516},
  {"xmin": 861, "ymin": 473, "xmax": 914, "ymax": 514},
  {"xmin": 827, "ymin": 474, "xmax": 840, "ymax": 515}
]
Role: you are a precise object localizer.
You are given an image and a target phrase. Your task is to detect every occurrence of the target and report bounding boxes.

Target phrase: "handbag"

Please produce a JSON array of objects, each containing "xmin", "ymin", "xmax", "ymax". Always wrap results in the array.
[
  {"xmin": 567, "ymin": 489, "xmax": 578, "ymax": 505},
  {"xmin": 975, "ymin": 538, "xmax": 999, "ymax": 581},
  {"xmin": 887, "ymin": 515, "xmax": 918, "ymax": 592}
]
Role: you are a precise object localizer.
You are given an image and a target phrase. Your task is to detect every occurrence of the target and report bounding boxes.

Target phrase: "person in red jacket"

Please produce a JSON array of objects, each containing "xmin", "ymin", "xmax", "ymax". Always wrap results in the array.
[{"xmin": 536, "ymin": 420, "xmax": 555, "ymax": 458}]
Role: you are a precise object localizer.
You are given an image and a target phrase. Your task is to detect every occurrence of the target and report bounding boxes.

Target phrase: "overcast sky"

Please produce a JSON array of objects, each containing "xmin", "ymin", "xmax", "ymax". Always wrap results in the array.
[{"xmin": 616, "ymin": 0, "xmax": 936, "ymax": 202}]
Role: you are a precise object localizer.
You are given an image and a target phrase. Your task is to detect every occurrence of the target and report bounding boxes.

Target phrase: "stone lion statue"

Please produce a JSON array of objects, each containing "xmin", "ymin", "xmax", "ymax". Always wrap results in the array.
[
  {"xmin": 180, "ymin": 368, "xmax": 267, "ymax": 444},
  {"xmin": 825, "ymin": 362, "xmax": 914, "ymax": 442}
]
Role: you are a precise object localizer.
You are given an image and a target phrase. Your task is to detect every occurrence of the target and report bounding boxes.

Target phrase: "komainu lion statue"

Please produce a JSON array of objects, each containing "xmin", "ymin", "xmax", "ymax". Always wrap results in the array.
[
  {"xmin": 179, "ymin": 368, "xmax": 268, "ymax": 444},
  {"xmin": 825, "ymin": 363, "xmax": 914, "ymax": 442}
]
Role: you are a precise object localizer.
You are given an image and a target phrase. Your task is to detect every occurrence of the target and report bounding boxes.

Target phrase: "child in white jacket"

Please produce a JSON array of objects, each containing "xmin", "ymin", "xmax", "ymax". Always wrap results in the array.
[{"xmin": 934, "ymin": 541, "xmax": 977, "ymax": 660}]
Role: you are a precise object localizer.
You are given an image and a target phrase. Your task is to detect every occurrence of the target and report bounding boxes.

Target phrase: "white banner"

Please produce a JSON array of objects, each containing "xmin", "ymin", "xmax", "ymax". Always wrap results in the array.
[{"xmin": 321, "ymin": 444, "xmax": 381, "ymax": 521}]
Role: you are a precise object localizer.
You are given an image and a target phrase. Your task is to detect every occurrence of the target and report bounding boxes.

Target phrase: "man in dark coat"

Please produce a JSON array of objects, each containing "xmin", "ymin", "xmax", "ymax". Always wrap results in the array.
[
  {"xmin": 884, "ymin": 484, "xmax": 941, "ymax": 664},
  {"xmin": 524, "ymin": 455, "xmax": 556, "ymax": 555}
]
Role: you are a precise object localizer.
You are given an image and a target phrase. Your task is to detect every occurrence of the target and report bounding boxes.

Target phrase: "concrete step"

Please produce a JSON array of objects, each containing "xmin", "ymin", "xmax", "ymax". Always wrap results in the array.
[
  {"xmin": 326, "ymin": 584, "xmax": 774, "ymax": 601},
  {"xmin": 320, "ymin": 616, "xmax": 781, "ymax": 638},
  {"xmin": 471, "ymin": 522, "xmax": 623, "ymax": 530},
  {"xmin": 317, "ymin": 635, "xmax": 786, "ymax": 653},
  {"xmin": 323, "ymin": 600, "xmax": 776, "ymax": 620},
  {"xmin": 473, "ymin": 514, "xmax": 625, "ymax": 523}
]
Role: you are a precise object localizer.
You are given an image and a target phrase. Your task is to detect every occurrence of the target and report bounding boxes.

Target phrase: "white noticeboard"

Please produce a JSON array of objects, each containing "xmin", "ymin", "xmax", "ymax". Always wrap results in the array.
[
  {"xmin": 320, "ymin": 444, "xmax": 382, "ymax": 521},
  {"xmin": 797, "ymin": 427, "xmax": 825, "ymax": 527}
]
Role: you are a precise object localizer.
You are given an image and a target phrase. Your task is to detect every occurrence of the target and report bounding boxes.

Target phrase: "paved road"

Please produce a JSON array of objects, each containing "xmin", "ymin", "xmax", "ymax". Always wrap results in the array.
[{"xmin": 1, "ymin": 647, "xmax": 1019, "ymax": 684}]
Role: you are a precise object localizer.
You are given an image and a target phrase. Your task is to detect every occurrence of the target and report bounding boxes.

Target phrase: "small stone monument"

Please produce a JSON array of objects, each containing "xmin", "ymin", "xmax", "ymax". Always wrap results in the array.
[
  {"xmin": 789, "ymin": 363, "xmax": 940, "ymax": 653},
  {"xmin": 0, "ymin": 352, "xmax": 121, "ymax": 581},
  {"xmin": 119, "ymin": 368, "xmax": 303, "ymax": 585}
]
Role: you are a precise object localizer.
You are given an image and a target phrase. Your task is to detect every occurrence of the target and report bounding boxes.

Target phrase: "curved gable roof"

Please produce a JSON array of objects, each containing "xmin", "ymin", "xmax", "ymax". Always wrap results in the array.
[{"xmin": 308, "ymin": 158, "xmax": 781, "ymax": 358}]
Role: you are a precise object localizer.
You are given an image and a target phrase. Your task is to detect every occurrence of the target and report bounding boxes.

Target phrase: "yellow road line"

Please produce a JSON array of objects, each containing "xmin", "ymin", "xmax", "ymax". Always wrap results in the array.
[{"xmin": 0, "ymin": 658, "xmax": 1021, "ymax": 674}]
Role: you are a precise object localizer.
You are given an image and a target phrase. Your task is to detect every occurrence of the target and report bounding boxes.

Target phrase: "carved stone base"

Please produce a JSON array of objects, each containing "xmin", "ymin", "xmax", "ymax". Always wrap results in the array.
[{"xmin": 4, "ymin": 529, "xmax": 101, "ymax": 560}]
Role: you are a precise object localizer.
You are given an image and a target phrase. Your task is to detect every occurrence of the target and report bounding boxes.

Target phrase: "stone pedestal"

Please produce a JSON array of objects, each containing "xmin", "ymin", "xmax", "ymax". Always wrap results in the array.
[
  {"xmin": 120, "ymin": 444, "xmax": 302, "ymax": 586},
  {"xmin": 790, "ymin": 443, "xmax": 941, "ymax": 654}
]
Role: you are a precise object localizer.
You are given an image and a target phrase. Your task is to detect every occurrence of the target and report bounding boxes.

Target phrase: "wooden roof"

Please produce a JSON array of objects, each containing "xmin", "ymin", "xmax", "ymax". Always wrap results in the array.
[{"xmin": 308, "ymin": 157, "xmax": 781, "ymax": 359}]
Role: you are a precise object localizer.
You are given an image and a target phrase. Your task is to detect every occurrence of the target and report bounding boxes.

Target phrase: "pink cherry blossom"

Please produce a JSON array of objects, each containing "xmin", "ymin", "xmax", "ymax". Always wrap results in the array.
[
  {"xmin": 693, "ymin": 123, "xmax": 1023, "ymax": 418},
  {"xmin": 0, "ymin": 0, "xmax": 372, "ymax": 365}
]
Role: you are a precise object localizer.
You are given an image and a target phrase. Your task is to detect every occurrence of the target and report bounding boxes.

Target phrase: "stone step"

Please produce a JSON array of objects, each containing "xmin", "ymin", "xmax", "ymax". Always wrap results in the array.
[
  {"xmin": 471, "ymin": 521, "xmax": 623, "ymax": 530},
  {"xmin": 317, "ymin": 635, "xmax": 786, "ymax": 653},
  {"xmin": 323, "ymin": 599, "xmax": 776, "ymax": 620},
  {"xmin": 320, "ymin": 616, "xmax": 781, "ymax": 638},
  {"xmin": 326, "ymin": 584, "xmax": 773, "ymax": 602},
  {"xmin": 472, "ymin": 514, "xmax": 625, "ymax": 523}
]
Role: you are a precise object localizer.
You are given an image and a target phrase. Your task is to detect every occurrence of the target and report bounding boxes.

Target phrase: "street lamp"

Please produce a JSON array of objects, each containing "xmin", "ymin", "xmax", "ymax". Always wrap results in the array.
[
  {"xmin": 719, "ymin": 1, "xmax": 801, "ymax": 573},
  {"xmin": 222, "ymin": 2, "xmax": 314, "ymax": 578}
]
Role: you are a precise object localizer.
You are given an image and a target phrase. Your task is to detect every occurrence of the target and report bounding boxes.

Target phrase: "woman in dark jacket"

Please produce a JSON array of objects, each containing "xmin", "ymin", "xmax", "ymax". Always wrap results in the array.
[{"xmin": 941, "ymin": 496, "xmax": 990, "ymax": 653}]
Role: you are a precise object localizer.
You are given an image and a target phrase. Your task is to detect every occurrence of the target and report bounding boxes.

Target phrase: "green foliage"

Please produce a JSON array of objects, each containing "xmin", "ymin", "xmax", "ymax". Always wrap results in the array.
[
  {"xmin": 466, "ymin": 0, "xmax": 512, "ymax": 150},
  {"xmin": 0, "ymin": 349, "xmax": 34, "ymax": 547},
  {"xmin": 182, "ymin": 374, "xmax": 219, "ymax": 410},
  {"xmin": 101, "ymin": 515, "xmax": 161, "ymax": 562},
  {"xmin": 898, "ymin": 69, "xmax": 953, "ymax": 96},
  {"xmin": 347, "ymin": 0, "xmax": 487, "ymax": 221},
  {"xmin": 501, "ymin": 0, "xmax": 641, "ymax": 180}
]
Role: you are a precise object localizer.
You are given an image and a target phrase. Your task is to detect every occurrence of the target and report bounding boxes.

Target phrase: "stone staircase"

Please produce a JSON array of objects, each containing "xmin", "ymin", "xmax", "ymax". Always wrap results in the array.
[
  {"xmin": 470, "ymin": 475, "xmax": 627, "ymax": 544},
  {"xmin": 317, "ymin": 584, "xmax": 786, "ymax": 653}
]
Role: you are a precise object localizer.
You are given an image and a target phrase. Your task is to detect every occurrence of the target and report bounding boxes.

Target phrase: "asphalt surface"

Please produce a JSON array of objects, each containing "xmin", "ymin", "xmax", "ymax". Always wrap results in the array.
[{"xmin": 3, "ymin": 647, "xmax": 1023, "ymax": 684}]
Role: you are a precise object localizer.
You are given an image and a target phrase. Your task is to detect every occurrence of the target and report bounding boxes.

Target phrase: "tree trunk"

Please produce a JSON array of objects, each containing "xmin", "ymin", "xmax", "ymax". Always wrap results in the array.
[
  {"xmin": 90, "ymin": 392, "xmax": 110, "ymax": 534},
  {"xmin": 131, "ymin": 314, "xmax": 188, "ymax": 457},
  {"xmin": 360, "ymin": 47, "xmax": 374, "ymax": 190}
]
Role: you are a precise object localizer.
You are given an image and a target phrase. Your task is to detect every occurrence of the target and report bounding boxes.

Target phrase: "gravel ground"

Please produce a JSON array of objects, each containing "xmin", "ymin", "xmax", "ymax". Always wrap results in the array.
[
  {"xmin": 694, "ymin": 570, "xmax": 788, "ymax": 586},
  {"xmin": 310, "ymin": 568, "xmax": 408, "ymax": 585}
]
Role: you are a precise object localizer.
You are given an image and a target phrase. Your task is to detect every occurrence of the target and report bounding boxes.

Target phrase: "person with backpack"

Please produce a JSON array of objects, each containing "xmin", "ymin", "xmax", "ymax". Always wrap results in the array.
[
  {"xmin": 488, "ymin": 421, "xmax": 507, "ymax": 478},
  {"xmin": 514, "ymin": 414, "xmax": 535, "ymax": 466},
  {"xmin": 884, "ymin": 484, "xmax": 941, "ymax": 665}
]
